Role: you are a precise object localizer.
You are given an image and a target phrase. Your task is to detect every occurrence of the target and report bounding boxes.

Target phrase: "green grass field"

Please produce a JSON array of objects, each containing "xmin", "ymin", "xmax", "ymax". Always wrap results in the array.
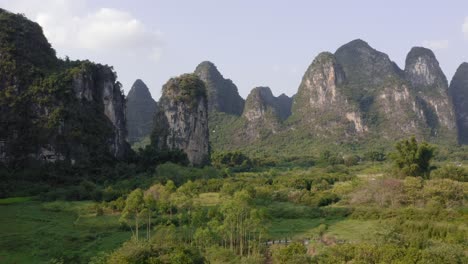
[
  {"xmin": 0, "ymin": 199, "xmax": 131, "ymax": 264},
  {"xmin": 268, "ymin": 217, "xmax": 380, "ymax": 241}
]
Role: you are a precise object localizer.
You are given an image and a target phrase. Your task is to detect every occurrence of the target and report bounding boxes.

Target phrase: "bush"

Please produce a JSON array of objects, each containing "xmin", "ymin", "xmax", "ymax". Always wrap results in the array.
[
  {"xmin": 431, "ymin": 165, "xmax": 468, "ymax": 182},
  {"xmin": 272, "ymin": 242, "xmax": 310, "ymax": 264}
]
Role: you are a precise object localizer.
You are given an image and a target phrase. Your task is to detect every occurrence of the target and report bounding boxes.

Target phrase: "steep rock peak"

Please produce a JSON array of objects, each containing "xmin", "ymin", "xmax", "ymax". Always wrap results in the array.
[
  {"xmin": 243, "ymin": 87, "xmax": 292, "ymax": 121},
  {"xmin": 126, "ymin": 79, "xmax": 157, "ymax": 144},
  {"xmin": 152, "ymin": 74, "xmax": 209, "ymax": 166},
  {"xmin": 405, "ymin": 47, "xmax": 448, "ymax": 89},
  {"xmin": 194, "ymin": 61, "xmax": 244, "ymax": 115},
  {"xmin": 194, "ymin": 61, "xmax": 224, "ymax": 84},
  {"xmin": 243, "ymin": 87, "xmax": 276, "ymax": 119},
  {"xmin": 335, "ymin": 39, "xmax": 402, "ymax": 88},
  {"xmin": 293, "ymin": 52, "xmax": 345, "ymax": 114},
  {"xmin": 127, "ymin": 79, "xmax": 153, "ymax": 100},
  {"xmin": 449, "ymin": 62, "xmax": 468, "ymax": 144}
]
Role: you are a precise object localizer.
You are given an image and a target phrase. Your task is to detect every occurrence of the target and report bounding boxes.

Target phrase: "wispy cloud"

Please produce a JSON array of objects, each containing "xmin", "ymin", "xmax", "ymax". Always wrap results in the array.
[
  {"xmin": 2, "ymin": 0, "xmax": 163, "ymax": 61},
  {"xmin": 463, "ymin": 17, "xmax": 468, "ymax": 38},
  {"xmin": 422, "ymin": 39, "xmax": 449, "ymax": 50}
]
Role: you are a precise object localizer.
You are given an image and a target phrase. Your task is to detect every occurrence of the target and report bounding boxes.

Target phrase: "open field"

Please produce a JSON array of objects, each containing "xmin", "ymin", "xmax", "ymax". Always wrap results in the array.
[{"xmin": 0, "ymin": 199, "xmax": 131, "ymax": 264}]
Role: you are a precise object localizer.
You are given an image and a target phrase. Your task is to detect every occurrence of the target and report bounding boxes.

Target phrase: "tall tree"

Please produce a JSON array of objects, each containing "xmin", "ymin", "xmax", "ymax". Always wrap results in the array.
[
  {"xmin": 121, "ymin": 189, "xmax": 145, "ymax": 240},
  {"xmin": 391, "ymin": 137, "xmax": 435, "ymax": 178}
]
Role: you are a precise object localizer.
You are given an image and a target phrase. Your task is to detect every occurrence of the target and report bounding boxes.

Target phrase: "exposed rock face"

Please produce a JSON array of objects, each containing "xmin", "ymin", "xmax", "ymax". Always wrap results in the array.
[
  {"xmin": 72, "ymin": 65, "xmax": 129, "ymax": 159},
  {"xmin": 449, "ymin": 63, "xmax": 468, "ymax": 144},
  {"xmin": 242, "ymin": 87, "xmax": 291, "ymax": 140},
  {"xmin": 0, "ymin": 9, "xmax": 130, "ymax": 164},
  {"xmin": 335, "ymin": 39, "xmax": 403, "ymax": 90},
  {"xmin": 333, "ymin": 40, "xmax": 456, "ymax": 143},
  {"xmin": 276, "ymin": 94, "xmax": 293, "ymax": 120},
  {"xmin": 194, "ymin": 61, "xmax": 244, "ymax": 115},
  {"xmin": 404, "ymin": 47, "xmax": 456, "ymax": 137},
  {"xmin": 152, "ymin": 74, "xmax": 209, "ymax": 166},
  {"xmin": 126, "ymin": 79, "xmax": 157, "ymax": 144},
  {"xmin": 291, "ymin": 52, "xmax": 367, "ymax": 139},
  {"xmin": 288, "ymin": 40, "xmax": 457, "ymax": 145}
]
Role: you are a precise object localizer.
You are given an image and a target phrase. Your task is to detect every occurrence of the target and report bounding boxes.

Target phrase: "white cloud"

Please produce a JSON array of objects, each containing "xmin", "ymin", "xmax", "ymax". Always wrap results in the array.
[
  {"xmin": 422, "ymin": 39, "xmax": 449, "ymax": 50},
  {"xmin": 1, "ymin": 0, "xmax": 163, "ymax": 61},
  {"xmin": 463, "ymin": 17, "xmax": 468, "ymax": 38}
]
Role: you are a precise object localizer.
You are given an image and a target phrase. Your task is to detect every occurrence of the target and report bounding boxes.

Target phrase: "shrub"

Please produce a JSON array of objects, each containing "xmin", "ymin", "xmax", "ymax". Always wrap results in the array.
[{"xmin": 431, "ymin": 165, "xmax": 468, "ymax": 182}]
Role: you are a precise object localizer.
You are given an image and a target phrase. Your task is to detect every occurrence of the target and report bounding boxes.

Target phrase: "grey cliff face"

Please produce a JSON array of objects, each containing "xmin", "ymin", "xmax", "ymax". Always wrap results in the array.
[
  {"xmin": 404, "ymin": 47, "xmax": 456, "ymax": 137},
  {"xmin": 276, "ymin": 94, "xmax": 293, "ymax": 120},
  {"xmin": 292, "ymin": 52, "xmax": 367, "ymax": 138},
  {"xmin": 194, "ymin": 61, "xmax": 245, "ymax": 115},
  {"xmin": 153, "ymin": 74, "xmax": 210, "ymax": 166},
  {"xmin": 126, "ymin": 79, "xmax": 157, "ymax": 144},
  {"xmin": 72, "ymin": 65, "xmax": 129, "ymax": 159},
  {"xmin": 335, "ymin": 39, "xmax": 402, "ymax": 89},
  {"xmin": 449, "ymin": 63, "xmax": 468, "ymax": 144},
  {"xmin": 286, "ymin": 40, "xmax": 457, "ymax": 144},
  {"xmin": 405, "ymin": 47, "xmax": 447, "ymax": 89},
  {"xmin": 242, "ymin": 87, "xmax": 292, "ymax": 141}
]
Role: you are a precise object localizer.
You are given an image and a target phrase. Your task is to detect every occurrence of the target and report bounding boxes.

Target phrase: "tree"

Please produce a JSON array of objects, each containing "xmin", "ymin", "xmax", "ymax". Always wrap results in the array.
[
  {"xmin": 220, "ymin": 190, "xmax": 266, "ymax": 257},
  {"xmin": 391, "ymin": 137, "xmax": 435, "ymax": 178},
  {"xmin": 121, "ymin": 189, "xmax": 145, "ymax": 240}
]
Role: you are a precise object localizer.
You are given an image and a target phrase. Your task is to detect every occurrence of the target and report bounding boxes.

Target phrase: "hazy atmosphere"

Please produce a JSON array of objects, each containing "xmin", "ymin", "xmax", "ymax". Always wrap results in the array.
[
  {"xmin": 1, "ymin": 0, "xmax": 467, "ymax": 98},
  {"xmin": 1, "ymin": 1, "xmax": 468, "ymax": 263}
]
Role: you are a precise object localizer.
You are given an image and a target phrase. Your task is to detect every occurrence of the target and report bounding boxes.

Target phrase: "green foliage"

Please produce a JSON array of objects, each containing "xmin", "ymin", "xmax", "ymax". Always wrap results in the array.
[
  {"xmin": 120, "ymin": 189, "xmax": 145, "ymax": 240},
  {"xmin": 163, "ymin": 74, "xmax": 207, "ymax": 109},
  {"xmin": 272, "ymin": 242, "xmax": 310, "ymax": 264},
  {"xmin": 431, "ymin": 164, "xmax": 468, "ymax": 182},
  {"xmin": 364, "ymin": 150, "xmax": 386, "ymax": 162},
  {"xmin": 391, "ymin": 137, "xmax": 436, "ymax": 178},
  {"xmin": 319, "ymin": 150, "xmax": 344, "ymax": 166},
  {"xmin": 211, "ymin": 151, "xmax": 253, "ymax": 171},
  {"xmin": 2, "ymin": 156, "xmax": 467, "ymax": 263},
  {"xmin": 137, "ymin": 146, "xmax": 189, "ymax": 169}
]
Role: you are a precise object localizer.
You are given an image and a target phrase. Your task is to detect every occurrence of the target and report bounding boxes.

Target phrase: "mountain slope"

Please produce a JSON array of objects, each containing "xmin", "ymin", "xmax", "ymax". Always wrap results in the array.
[
  {"xmin": 0, "ymin": 8, "xmax": 130, "ymax": 165},
  {"xmin": 449, "ymin": 63, "xmax": 468, "ymax": 144}
]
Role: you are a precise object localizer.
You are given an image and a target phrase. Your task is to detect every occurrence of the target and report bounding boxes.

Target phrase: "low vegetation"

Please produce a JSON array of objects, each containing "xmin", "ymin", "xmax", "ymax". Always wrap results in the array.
[{"xmin": 0, "ymin": 137, "xmax": 467, "ymax": 263}]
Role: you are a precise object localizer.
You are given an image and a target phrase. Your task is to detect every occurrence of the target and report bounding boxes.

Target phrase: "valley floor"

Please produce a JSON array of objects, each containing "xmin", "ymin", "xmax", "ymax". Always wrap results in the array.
[{"xmin": 0, "ymin": 162, "xmax": 467, "ymax": 263}]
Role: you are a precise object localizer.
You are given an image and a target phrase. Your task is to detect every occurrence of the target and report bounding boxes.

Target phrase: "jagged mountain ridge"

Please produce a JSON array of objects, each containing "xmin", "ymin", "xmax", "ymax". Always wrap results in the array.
[
  {"xmin": 208, "ymin": 39, "xmax": 464, "ymax": 155},
  {"xmin": 126, "ymin": 79, "xmax": 157, "ymax": 144},
  {"xmin": 0, "ymin": 5, "xmax": 465, "ymax": 164}
]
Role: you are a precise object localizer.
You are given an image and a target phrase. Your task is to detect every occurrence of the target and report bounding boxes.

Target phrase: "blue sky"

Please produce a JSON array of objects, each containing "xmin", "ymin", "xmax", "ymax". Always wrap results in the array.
[{"xmin": 1, "ymin": 0, "xmax": 467, "ymax": 99}]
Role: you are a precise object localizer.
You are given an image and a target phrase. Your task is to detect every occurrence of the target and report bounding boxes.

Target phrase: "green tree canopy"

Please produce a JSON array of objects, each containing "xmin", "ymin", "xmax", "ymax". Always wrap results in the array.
[{"xmin": 391, "ymin": 137, "xmax": 435, "ymax": 178}]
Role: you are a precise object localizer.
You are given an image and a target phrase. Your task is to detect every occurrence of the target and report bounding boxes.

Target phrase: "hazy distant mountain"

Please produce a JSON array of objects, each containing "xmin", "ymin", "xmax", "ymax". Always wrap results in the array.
[
  {"xmin": 194, "ymin": 61, "xmax": 245, "ymax": 115},
  {"xmin": 449, "ymin": 63, "xmax": 468, "ymax": 144},
  {"xmin": 126, "ymin": 79, "xmax": 157, "ymax": 144}
]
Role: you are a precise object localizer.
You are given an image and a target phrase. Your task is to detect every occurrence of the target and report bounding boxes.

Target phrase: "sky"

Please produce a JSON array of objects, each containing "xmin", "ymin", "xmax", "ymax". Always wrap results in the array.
[{"xmin": 1, "ymin": 0, "xmax": 467, "ymax": 100}]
